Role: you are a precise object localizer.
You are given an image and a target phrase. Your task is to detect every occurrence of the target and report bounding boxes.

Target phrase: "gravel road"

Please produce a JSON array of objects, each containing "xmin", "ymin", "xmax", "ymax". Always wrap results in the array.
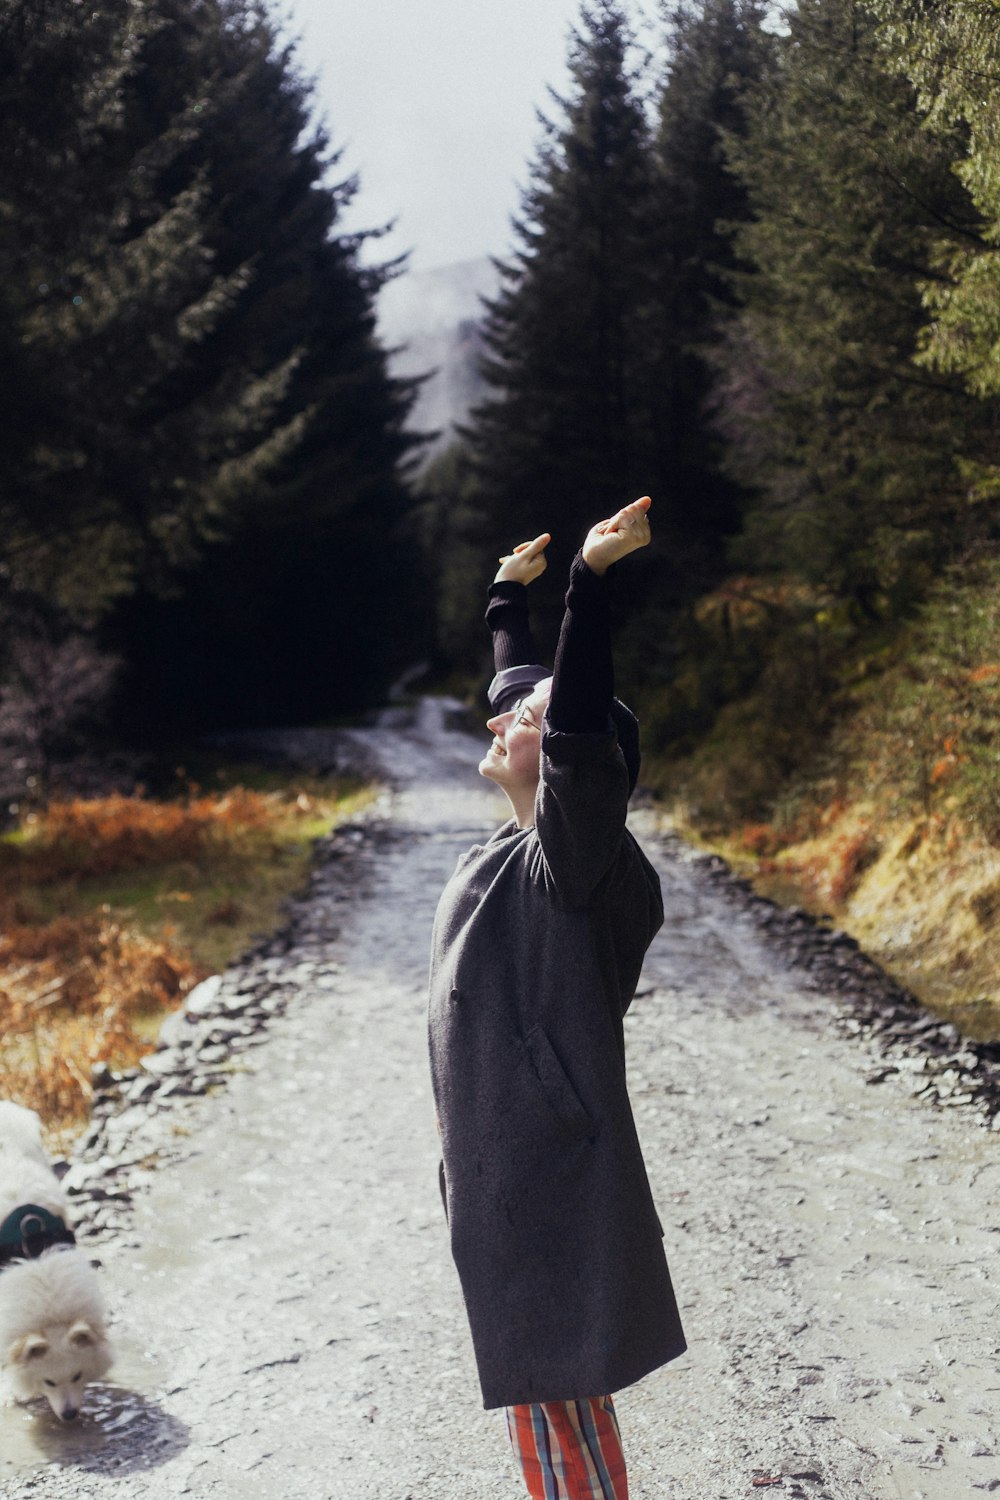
[{"xmin": 1, "ymin": 700, "xmax": 996, "ymax": 1500}]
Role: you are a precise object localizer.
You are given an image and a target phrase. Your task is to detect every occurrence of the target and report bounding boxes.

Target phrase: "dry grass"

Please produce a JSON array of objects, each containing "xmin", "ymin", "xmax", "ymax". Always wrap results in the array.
[
  {"xmin": 0, "ymin": 913, "xmax": 200, "ymax": 1125},
  {"xmin": 17, "ymin": 788, "xmax": 274, "ymax": 878},
  {"xmin": 0, "ymin": 776, "xmax": 370, "ymax": 1138}
]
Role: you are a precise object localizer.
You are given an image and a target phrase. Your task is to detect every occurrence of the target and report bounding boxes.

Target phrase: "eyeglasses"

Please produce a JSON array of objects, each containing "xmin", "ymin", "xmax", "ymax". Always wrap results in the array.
[{"xmin": 511, "ymin": 698, "xmax": 541, "ymax": 731}]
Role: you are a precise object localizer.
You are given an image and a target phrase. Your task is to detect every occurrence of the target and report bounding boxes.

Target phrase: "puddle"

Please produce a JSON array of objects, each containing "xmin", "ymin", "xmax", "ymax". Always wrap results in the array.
[{"xmin": 0, "ymin": 1336, "xmax": 188, "ymax": 1476}]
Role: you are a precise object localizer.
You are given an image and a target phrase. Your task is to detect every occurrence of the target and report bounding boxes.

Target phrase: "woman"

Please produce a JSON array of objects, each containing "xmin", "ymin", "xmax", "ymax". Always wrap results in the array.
[{"xmin": 428, "ymin": 497, "xmax": 686, "ymax": 1500}]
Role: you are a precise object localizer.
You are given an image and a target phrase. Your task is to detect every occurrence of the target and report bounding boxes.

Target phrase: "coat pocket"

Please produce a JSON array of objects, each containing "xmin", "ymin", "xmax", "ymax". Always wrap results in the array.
[{"xmin": 521, "ymin": 1024, "xmax": 594, "ymax": 1141}]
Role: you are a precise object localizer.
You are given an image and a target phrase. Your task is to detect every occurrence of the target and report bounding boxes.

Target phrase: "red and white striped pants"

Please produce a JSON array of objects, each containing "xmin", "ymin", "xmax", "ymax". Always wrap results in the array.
[{"xmin": 505, "ymin": 1396, "xmax": 628, "ymax": 1500}]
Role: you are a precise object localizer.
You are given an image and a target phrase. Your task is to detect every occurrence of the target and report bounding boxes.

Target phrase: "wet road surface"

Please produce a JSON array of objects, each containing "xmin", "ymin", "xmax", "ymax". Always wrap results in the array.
[{"xmin": 0, "ymin": 700, "xmax": 996, "ymax": 1499}]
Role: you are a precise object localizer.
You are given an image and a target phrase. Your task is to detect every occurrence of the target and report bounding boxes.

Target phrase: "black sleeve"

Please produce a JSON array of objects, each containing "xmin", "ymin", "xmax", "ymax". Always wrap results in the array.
[
  {"xmin": 485, "ymin": 581, "xmax": 539, "ymax": 672},
  {"xmin": 485, "ymin": 581, "xmax": 550, "ymax": 713},
  {"xmin": 547, "ymin": 552, "xmax": 613, "ymax": 734}
]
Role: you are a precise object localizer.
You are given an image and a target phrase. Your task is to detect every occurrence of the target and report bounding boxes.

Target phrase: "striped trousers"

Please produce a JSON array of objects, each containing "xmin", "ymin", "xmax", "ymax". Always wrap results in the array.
[{"xmin": 505, "ymin": 1396, "xmax": 628, "ymax": 1499}]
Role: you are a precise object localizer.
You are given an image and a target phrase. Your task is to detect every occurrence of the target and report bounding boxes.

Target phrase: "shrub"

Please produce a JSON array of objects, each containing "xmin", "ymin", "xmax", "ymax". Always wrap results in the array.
[
  {"xmin": 0, "ymin": 911, "xmax": 203, "ymax": 1126},
  {"xmin": 4, "ymin": 788, "xmax": 278, "ymax": 882}
]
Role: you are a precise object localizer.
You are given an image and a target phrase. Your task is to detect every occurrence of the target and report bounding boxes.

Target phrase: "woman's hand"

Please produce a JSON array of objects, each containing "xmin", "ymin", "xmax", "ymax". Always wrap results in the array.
[
  {"xmin": 494, "ymin": 532, "xmax": 551, "ymax": 585},
  {"xmin": 581, "ymin": 496, "xmax": 651, "ymax": 577}
]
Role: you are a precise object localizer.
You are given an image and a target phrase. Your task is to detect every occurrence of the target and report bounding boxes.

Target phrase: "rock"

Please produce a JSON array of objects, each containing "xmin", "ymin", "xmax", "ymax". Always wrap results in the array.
[
  {"xmin": 142, "ymin": 1048, "xmax": 186, "ymax": 1076},
  {"xmin": 126, "ymin": 1075, "xmax": 163, "ymax": 1102},
  {"xmin": 201, "ymin": 1023, "xmax": 255, "ymax": 1047},
  {"xmin": 865, "ymin": 1067, "xmax": 899, "ymax": 1085},
  {"xmin": 157, "ymin": 1008, "xmax": 195, "ymax": 1050},
  {"xmin": 62, "ymin": 1160, "xmax": 109, "ymax": 1195},
  {"xmin": 140, "ymin": 1050, "xmax": 182, "ymax": 1074},
  {"xmin": 221, "ymin": 992, "xmax": 257, "ymax": 1015},
  {"xmin": 185, "ymin": 974, "xmax": 225, "ymax": 1017},
  {"xmin": 828, "ymin": 930, "xmax": 860, "ymax": 949},
  {"xmin": 197, "ymin": 1045, "xmax": 231, "ymax": 1066},
  {"xmin": 186, "ymin": 1074, "xmax": 218, "ymax": 1094},
  {"xmin": 155, "ymin": 1077, "xmax": 197, "ymax": 1099},
  {"xmin": 896, "ymin": 1055, "xmax": 928, "ymax": 1073}
]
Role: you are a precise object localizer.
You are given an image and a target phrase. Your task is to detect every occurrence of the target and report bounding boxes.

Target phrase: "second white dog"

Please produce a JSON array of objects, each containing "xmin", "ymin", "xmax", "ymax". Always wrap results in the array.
[{"xmin": 0, "ymin": 1100, "xmax": 113, "ymax": 1421}]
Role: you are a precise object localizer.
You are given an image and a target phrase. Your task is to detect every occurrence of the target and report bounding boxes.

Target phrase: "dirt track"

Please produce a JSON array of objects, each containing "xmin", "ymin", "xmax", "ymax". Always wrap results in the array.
[{"xmin": 0, "ymin": 700, "xmax": 997, "ymax": 1500}]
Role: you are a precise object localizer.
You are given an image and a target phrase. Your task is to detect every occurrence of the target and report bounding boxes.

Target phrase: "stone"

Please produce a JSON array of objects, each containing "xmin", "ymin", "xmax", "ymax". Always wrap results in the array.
[
  {"xmin": 221, "ymin": 992, "xmax": 257, "ymax": 1015},
  {"xmin": 184, "ymin": 974, "xmax": 225, "ymax": 1017},
  {"xmin": 142, "ymin": 1049, "xmax": 186, "ymax": 1076},
  {"xmin": 157, "ymin": 1008, "xmax": 195, "ymax": 1050},
  {"xmin": 197, "ymin": 1045, "xmax": 230, "ymax": 1065},
  {"xmin": 257, "ymin": 996, "xmax": 287, "ymax": 1014}
]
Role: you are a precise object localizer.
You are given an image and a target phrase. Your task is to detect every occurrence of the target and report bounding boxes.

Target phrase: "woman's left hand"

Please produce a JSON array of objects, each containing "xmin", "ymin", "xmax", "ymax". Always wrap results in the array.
[{"xmin": 582, "ymin": 496, "xmax": 651, "ymax": 577}]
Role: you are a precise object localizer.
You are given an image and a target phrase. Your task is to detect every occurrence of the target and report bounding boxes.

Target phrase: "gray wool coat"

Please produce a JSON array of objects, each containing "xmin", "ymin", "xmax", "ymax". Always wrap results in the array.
[{"xmin": 428, "ymin": 721, "xmax": 687, "ymax": 1410}]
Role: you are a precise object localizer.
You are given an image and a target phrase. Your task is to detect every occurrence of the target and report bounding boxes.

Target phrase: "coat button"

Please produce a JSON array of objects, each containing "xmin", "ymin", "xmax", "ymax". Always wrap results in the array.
[{"xmin": 449, "ymin": 987, "xmax": 461, "ymax": 1005}]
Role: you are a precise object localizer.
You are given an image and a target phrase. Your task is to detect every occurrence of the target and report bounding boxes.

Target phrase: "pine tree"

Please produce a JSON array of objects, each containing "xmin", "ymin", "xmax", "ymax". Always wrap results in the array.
[
  {"xmin": 647, "ymin": 0, "xmax": 772, "ymax": 585},
  {"xmin": 102, "ymin": 0, "xmax": 420, "ymax": 729},
  {"xmin": 871, "ymin": 0, "xmax": 1000, "ymax": 400},
  {"xmin": 416, "ymin": 441, "xmax": 490, "ymax": 681},
  {"xmin": 717, "ymin": 0, "xmax": 985, "ymax": 614},
  {"xmin": 0, "ymin": 0, "xmax": 420, "ymax": 731},
  {"xmin": 469, "ymin": 0, "xmax": 657, "ymax": 628},
  {"xmin": 0, "ymin": 0, "xmax": 308, "ymax": 623}
]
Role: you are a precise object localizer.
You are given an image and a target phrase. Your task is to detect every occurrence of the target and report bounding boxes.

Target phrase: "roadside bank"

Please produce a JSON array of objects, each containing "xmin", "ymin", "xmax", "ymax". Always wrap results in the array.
[{"xmin": 664, "ymin": 799, "xmax": 1000, "ymax": 1047}]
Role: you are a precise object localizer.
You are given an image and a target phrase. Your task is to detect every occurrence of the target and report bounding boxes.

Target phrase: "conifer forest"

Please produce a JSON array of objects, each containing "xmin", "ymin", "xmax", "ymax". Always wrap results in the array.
[
  {"xmin": 424, "ymin": 0, "xmax": 1000, "ymax": 899},
  {"xmin": 3, "ymin": 0, "xmax": 1000, "ymax": 867}
]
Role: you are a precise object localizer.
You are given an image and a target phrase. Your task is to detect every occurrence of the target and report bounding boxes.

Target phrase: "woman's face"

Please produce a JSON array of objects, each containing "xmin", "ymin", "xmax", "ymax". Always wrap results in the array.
[{"xmin": 479, "ymin": 680, "xmax": 552, "ymax": 797}]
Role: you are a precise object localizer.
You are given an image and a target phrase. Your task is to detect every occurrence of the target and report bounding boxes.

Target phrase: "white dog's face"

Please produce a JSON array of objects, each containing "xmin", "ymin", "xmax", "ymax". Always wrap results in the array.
[{"xmin": 8, "ymin": 1319, "xmax": 112, "ymax": 1421}]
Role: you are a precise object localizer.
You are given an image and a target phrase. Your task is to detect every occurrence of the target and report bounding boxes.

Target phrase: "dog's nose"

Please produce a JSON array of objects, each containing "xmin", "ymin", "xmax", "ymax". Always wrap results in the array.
[{"xmin": 60, "ymin": 1408, "xmax": 80, "ymax": 1422}]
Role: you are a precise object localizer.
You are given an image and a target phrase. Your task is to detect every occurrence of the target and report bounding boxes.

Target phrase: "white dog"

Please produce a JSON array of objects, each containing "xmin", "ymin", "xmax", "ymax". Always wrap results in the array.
[{"xmin": 0, "ymin": 1100, "xmax": 112, "ymax": 1420}]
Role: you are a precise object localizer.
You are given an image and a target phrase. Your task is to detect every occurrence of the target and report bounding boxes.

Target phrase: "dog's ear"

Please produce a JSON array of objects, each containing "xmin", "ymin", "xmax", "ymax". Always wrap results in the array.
[
  {"xmin": 68, "ymin": 1321, "xmax": 98, "ymax": 1348},
  {"xmin": 10, "ymin": 1334, "xmax": 49, "ymax": 1364}
]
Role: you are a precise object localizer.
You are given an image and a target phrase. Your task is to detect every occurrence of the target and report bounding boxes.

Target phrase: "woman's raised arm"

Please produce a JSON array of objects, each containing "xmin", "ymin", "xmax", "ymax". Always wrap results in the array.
[{"xmin": 486, "ymin": 533, "xmax": 551, "ymax": 713}]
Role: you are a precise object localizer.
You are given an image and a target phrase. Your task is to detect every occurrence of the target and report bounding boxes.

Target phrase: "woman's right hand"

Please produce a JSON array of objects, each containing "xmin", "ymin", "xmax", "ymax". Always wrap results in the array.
[
  {"xmin": 494, "ymin": 532, "xmax": 551, "ymax": 585},
  {"xmin": 581, "ymin": 496, "xmax": 651, "ymax": 576}
]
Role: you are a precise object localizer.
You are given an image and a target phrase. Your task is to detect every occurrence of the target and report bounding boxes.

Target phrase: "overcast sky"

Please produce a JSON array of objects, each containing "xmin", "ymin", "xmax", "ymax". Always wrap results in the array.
[{"xmin": 278, "ymin": 0, "xmax": 660, "ymax": 275}]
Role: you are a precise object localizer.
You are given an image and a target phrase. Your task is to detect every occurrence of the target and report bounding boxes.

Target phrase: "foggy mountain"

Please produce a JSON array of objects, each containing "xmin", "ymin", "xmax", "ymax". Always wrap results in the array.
[{"xmin": 377, "ymin": 257, "xmax": 499, "ymax": 463}]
